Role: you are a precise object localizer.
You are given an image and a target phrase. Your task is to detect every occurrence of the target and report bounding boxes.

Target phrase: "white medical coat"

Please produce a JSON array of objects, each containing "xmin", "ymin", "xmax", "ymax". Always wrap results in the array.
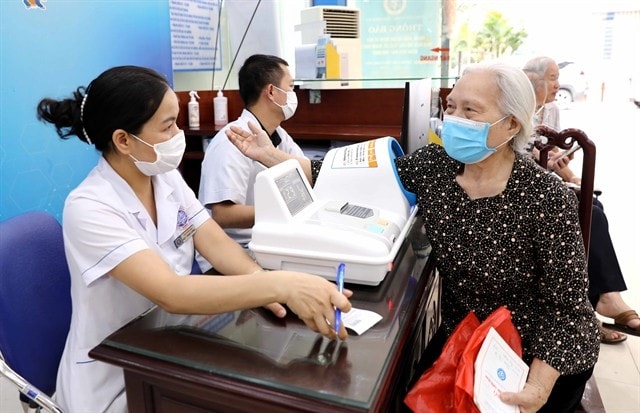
[
  {"xmin": 56, "ymin": 157, "xmax": 209, "ymax": 412},
  {"xmin": 198, "ymin": 109, "xmax": 306, "ymax": 246}
]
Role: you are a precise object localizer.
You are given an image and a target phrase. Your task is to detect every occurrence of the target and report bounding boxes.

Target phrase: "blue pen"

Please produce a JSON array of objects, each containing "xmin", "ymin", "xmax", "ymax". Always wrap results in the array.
[{"xmin": 334, "ymin": 263, "xmax": 345, "ymax": 333}]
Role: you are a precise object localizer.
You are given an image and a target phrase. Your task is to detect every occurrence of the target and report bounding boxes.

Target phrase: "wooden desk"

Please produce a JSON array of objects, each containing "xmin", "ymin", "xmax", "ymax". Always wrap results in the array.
[{"xmin": 90, "ymin": 221, "xmax": 441, "ymax": 413}]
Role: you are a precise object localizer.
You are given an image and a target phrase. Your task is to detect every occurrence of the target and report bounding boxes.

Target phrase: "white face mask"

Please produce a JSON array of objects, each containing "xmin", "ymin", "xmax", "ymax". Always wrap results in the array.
[
  {"xmin": 272, "ymin": 85, "xmax": 298, "ymax": 120},
  {"xmin": 129, "ymin": 130, "xmax": 186, "ymax": 176}
]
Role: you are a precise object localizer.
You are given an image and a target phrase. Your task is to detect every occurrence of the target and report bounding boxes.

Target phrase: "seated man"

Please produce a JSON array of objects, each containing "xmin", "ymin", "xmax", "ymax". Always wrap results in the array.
[{"xmin": 198, "ymin": 54, "xmax": 306, "ymax": 268}]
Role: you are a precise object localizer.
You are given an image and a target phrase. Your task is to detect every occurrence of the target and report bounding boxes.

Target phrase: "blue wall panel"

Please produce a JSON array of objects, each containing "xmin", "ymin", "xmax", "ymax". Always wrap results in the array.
[{"xmin": 0, "ymin": 1, "xmax": 173, "ymax": 222}]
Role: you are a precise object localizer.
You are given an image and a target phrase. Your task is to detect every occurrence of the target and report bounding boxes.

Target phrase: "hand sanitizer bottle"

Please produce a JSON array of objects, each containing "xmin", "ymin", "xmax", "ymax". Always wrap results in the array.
[
  {"xmin": 214, "ymin": 90, "xmax": 228, "ymax": 126},
  {"xmin": 188, "ymin": 90, "xmax": 200, "ymax": 129}
]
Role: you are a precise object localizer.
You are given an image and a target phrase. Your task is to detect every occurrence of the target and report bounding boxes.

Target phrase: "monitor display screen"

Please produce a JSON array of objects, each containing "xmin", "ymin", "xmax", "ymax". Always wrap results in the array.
[{"xmin": 275, "ymin": 168, "xmax": 313, "ymax": 216}]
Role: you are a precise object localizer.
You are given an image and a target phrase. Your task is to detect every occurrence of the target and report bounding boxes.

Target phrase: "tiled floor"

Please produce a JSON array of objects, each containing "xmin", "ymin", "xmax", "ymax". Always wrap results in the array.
[
  {"xmin": 2, "ymin": 97, "xmax": 640, "ymax": 413},
  {"xmin": 593, "ymin": 326, "xmax": 640, "ymax": 412}
]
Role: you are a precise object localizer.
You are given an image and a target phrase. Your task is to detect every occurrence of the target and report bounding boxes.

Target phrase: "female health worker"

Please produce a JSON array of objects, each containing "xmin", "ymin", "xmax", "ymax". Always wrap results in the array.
[{"xmin": 36, "ymin": 65, "xmax": 352, "ymax": 413}]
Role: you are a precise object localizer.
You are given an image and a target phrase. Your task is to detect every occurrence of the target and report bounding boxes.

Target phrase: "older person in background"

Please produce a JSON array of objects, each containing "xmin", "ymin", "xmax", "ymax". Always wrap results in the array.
[
  {"xmin": 524, "ymin": 56, "xmax": 640, "ymax": 343},
  {"xmin": 226, "ymin": 62, "xmax": 600, "ymax": 413}
]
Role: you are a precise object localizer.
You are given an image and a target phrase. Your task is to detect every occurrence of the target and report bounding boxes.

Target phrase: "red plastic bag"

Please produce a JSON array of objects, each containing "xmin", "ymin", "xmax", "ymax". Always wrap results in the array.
[{"xmin": 404, "ymin": 307, "xmax": 523, "ymax": 413}]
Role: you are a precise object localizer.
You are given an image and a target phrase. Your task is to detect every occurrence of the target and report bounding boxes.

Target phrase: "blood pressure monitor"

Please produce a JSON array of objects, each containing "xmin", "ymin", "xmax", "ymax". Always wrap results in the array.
[
  {"xmin": 250, "ymin": 137, "xmax": 417, "ymax": 286},
  {"xmin": 276, "ymin": 167, "xmax": 314, "ymax": 216}
]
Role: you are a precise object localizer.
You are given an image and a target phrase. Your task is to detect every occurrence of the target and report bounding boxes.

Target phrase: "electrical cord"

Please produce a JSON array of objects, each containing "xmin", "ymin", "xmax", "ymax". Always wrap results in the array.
[
  {"xmin": 211, "ymin": 0, "xmax": 223, "ymax": 90},
  {"xmin": 221, "ymin": 0, "xmax": 262, "ymax": 91}
]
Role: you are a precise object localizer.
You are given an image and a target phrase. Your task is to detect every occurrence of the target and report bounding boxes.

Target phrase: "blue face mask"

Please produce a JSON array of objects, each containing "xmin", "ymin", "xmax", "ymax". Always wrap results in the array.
[{"xmin": 442, "ymin": 114, "xmax": 511, "ymax": 164}]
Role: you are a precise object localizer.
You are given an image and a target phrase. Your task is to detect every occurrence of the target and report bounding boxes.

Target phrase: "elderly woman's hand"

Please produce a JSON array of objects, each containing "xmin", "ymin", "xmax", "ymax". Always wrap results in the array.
[
  {"xmin": 499, "ymin": 358, "xmax": 559, "ymax": 413},
  {"xmin": 547, "ymin": 148, "xmax": 573, "ymax": 172},
  {"xmin": 499, "ymin": 381, "xmax": 552, "ymax": 413},
  {"xmin": 548, "ymin": 154, "xmax": 570, "ymax": 171},
  {"xmin": 547, "ymin": 148, "xmax": 582, "ymax": 185}
]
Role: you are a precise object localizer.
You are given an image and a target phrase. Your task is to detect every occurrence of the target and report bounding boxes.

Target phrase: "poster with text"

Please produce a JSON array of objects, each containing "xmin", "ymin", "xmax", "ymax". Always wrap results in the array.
[
  {"xmin": 355, "ymin": 0, "xmax": 442, "ymax": 82},
  {"xmin": 171, "ymin": 0, "xmax": 222, "ymax": 72}
]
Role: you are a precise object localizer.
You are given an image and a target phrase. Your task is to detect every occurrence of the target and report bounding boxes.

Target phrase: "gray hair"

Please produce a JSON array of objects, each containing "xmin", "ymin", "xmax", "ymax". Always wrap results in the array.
[
  {"xmin": 462, "ymin": 62, "xmax": 536, "ymax": 154},
  {"xmin": 522, "ymin": 56, "xmax": 556, "ymax": 106},
  {"xmin": 523, "ymin": 70, "xmax": 545, "ymax": 97},
  {"xmin": 522, "ymin": 56, "xmax": 556, "ymax": 77}
]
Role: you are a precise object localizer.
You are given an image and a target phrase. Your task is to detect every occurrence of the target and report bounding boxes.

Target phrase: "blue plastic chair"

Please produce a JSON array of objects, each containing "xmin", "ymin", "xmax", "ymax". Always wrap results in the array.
[{"xmin": 0, "ymin": 212, "xmax": 70, "ymax": 412}]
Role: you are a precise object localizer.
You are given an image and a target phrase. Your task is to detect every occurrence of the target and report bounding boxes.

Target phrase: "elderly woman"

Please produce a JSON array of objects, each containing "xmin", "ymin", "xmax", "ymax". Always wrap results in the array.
[
  {"xmin": 523, "ymin": 56, "xmax": 640, "ymax": 344},
  {"xmin": 226, "ymin": 62, "xmax": 599, "ymax": 413}
]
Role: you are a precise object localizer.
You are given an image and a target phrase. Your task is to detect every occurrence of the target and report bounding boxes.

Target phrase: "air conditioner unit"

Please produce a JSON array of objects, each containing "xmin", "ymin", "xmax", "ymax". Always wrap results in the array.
[{"xmin": 299, "ymin": 6, "xmax": 362, "ymax": 87}]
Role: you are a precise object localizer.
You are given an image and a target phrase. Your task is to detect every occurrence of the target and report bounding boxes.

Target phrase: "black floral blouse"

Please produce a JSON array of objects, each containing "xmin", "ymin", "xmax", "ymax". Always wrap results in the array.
[{"xmin": 312, "ymin": 144, "xmax": 599, "ymax": 375}]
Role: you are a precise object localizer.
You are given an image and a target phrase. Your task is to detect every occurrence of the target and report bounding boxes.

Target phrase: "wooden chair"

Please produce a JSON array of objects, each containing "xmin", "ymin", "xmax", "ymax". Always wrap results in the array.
[
  {"xmin": 534, "ymin": 125, "xmax": 597, "ymax": 255},
  {"xmin": 535, "ymin": 127, "xmax": 607, "ymax": 412}
]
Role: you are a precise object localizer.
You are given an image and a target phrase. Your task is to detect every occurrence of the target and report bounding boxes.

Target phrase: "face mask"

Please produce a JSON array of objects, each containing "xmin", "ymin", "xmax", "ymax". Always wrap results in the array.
[
  {"xmin": 441, "ymin": 114, "xmax": 511, "ymax": 164},
  {"xmin": 272, "ymin": 85, "xmax": 298, "ymax": 120},
  {"xmin": 129, "ymin": 130, "xmax": 186, "ymax": 176}
]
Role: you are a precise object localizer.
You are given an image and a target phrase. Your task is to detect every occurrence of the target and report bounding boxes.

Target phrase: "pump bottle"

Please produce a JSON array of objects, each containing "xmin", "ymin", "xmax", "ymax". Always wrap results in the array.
[
  {"xmin": 214, "ymin": 90, "xmax": 228, "ymax": 126},
  {"xmin": 188, "ymin": 90, "xmax": 200, "ymax": 129}
]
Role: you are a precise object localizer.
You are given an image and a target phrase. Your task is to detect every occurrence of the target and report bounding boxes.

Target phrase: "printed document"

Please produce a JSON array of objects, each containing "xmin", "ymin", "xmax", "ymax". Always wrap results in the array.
[
  {"xmin": 342, "ymin": 307, "xmax": 382, "ymax": 335},
  {"xmin": 474, "ymin": 327, "xmax": 529, "ymax": 413}
]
